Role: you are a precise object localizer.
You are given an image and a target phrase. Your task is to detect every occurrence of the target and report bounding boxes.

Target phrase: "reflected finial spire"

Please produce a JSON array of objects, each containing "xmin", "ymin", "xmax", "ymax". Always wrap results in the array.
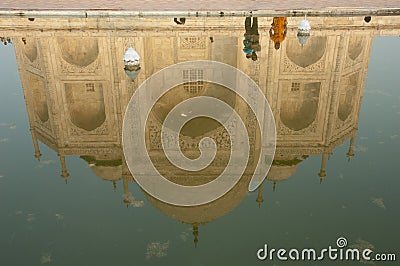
[
  {"xmin": 273, "ymin": 181, "xmax": 276, "ymax": 192},
  {"xmin": 35, "ymin": 152, "xmax": 42, "ymax": 161},
  {"xmin": 113, "ymin": 181, "xmax": 117, "ymax": 192},
  {"xmin": 123, "ymin": 198, "xmax": 130, "ymax": 208}
]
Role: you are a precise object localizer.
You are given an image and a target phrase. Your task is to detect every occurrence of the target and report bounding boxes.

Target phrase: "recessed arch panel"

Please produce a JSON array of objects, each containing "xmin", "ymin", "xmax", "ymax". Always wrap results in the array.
[
  {"xmin": 28, "ymin": 73, "xmax": 48, "ymax": 122},
  {"xmin": 286, "ymin": 37, "xmax": 326, "ymax": 68},
  {"xmin": 280, "ymin": 82, "xmax": 321, "ymax": 131},
  {"xmin": 58, "ymin": 38, "xmax": 99, "ymax": 67},
  {"xmin": 338, "ymin": 73, "xmax": 358, "ymax": 121},
  {"xmin": 348, "ymin": 36, "xmax": 364, "ymax": 61},
  {"xmin": 22, "ymin": 38, "xmax": 38, "ymax": 62},
  {"xmin": 65, "ymin": 83, "xmax": 106, "ymax": 131}
]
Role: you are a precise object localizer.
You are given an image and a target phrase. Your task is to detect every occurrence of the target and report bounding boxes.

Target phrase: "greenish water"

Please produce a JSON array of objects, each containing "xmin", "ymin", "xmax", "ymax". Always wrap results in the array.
[{"xmin": 0, "ymin": 25, "xmax": 399, "ymax": 266}]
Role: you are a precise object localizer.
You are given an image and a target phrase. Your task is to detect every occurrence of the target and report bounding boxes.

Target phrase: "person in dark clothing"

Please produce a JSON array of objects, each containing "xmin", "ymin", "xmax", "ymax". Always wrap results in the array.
[
  {"xmin": 243, "ymin": 17, "xmax": 260, "ymax": 61},
  {"xmin": 174, "ymin": 18, "xmax": 186, "ymax": 25}
]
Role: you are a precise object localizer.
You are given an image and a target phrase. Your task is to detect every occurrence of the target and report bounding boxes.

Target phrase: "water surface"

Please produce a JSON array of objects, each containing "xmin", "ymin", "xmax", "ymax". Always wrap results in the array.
[{"xmin": 0, "ymin": 16, "xmax": 399, "ymax": 266}]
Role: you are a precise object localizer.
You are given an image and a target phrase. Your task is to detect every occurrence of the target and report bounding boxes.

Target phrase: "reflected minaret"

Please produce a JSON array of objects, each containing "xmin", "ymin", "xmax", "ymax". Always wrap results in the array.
[
  {"xmin": 256, "ymin": 181, "xmax": 264, "ymax": 207},
  {"xmin": 318, "ymin": 154, "xmax": 328, "ymax": 183},
  {"xmin": 29, "ymin": 127, "xmax": 41, "ymax": 161},
  {"xmin": 123, "ymin": 177, "xmax": 130, "ymax": 207},
  {"xmin": 59, "ymin": 154, "xmax": 69, "ymax": 184},
  {"xmin": 193, "ymin": 223, "xmax": 199, "ymax": 248},
  {"xmin": 113, "ymin": 180, "xmax": 117, "ymax": 192},
  {"xmin": 346, "ymin": 135, "xmax": 356, "ymax": 161}
]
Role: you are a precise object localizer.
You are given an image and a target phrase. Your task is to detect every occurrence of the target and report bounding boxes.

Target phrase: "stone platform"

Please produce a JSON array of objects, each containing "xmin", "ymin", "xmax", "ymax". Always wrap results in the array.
[{"xmin": 0, "ymin": 0, "xmax": 399, "ymax": 18}]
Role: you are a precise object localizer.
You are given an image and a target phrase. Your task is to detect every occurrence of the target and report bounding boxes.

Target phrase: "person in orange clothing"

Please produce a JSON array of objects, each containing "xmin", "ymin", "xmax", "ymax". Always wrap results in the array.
[{"xmin": 269, "ymin": 17, "xmax": 288, "ymax": 50}]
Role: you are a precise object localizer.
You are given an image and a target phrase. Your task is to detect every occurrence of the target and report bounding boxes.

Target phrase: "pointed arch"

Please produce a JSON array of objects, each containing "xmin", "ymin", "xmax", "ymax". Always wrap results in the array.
[
  {"xmin": 338, "ymin": 73, "xmax": 358, "ymax": 121},
  {"xmin": 286, "ymin": 37, "xmax": 326, "ymax": 68},
  {"xmin": 58, "ymin": 37, "xmax": 99, "ymax": 67},
  {"xmin": 280, "ymin": 82, "xmax": 321, "ymax": 131},
  {"xmin": 28, "ymin": 73, "xmax": 48, "ymax": 122},
  {"xmin": 65, "ymin": 83, "xmax": 106, "ymax": 131}
]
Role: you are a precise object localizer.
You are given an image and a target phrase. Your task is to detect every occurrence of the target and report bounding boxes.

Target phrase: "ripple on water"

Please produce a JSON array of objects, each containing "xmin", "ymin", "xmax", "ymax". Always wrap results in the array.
[
  {"xmin": 371, "ymin": 197, "xmax": 386, "ymax": 210},
  {"xmin": 349, "ymin": 239, "xmax": 375, "ymax": 264},
  {"xmin": 146, "ymin": 241, "xmax": 170, "ymax": 259},
  {"xmin": 40, "ymin": 253, "xmax": 52, "ymax": 264}
]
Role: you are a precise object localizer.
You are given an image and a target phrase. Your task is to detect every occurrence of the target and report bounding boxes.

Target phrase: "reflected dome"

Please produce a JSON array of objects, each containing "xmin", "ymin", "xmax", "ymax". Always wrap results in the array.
[
  {"xmin": 143, "ymin": 173, "xmax": 252, "ymax": 226},
  {"xmin": 90, "ymin": 165, "xmax": 122, "ymax": 182}
]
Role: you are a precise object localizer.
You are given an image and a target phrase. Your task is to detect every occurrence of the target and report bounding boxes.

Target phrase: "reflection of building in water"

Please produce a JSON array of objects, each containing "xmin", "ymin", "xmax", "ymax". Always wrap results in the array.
[
  {"xmin": 13, "ymin": 18, "xmax": 376, "ymax": 245},
  {"xmin": 265, "ymin": 31, "xmax": 371, "ymax": 189}
]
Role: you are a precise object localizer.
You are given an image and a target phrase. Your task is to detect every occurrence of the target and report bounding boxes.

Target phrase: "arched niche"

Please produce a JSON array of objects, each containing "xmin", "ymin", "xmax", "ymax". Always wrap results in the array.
[
  {"xmin": 286, "ymin": 37, "xmax": 327, "ymax": 68},
  {"xmin": 65, "ymin": 83, "xmax": 106, "ymax": 131},
  {"xmin": 338, "ymin": 73, "xmax": 358, "ymax": 121},
  {"xmin": 348, "ymin": 36, "xmax": 364, "ymax": 61},
  {"xmin": 57, "ymin": 37, "xmax": 99, "ymax": 67},
  {"xmin": 28, "ymin": 73, "xmax": 49, "ymax": 122},
  {"xmin": 22, "ymin": 38, "xmax": 38, "ymax": 62},
  {"xmin": 280, "ymin": 82, "xmax": 321, "ymax": 131},
  {"xmin": 150, "ymin": 81, "xmax": 236, "ymax": 138}
]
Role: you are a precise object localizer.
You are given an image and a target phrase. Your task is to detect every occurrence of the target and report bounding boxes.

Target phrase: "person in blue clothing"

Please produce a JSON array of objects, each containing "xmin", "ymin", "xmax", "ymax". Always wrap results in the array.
[
  {"xmin": 243, "ymin": 17, "xmax": 260, "ymax": 61},
  {"xmin": 243, "ymin": 42, "xmax": 253, "ymax": 59}
]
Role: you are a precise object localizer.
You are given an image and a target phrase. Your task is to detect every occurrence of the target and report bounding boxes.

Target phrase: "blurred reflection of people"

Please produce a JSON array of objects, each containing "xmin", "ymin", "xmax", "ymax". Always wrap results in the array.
[
  {"xmin": 174, "ymin": 18, "xmax": 186, "ymax": 25},
  {"xmin": 1, "ymin": 37, "xmax": 12, "ymax": 45},
  {"xmin": 243, "ymin": 17, "xmax": 260, "ymax": 61},
  {"xmin": 269, "ymin": 17, "xmax": 287, "ymax": 50}
]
